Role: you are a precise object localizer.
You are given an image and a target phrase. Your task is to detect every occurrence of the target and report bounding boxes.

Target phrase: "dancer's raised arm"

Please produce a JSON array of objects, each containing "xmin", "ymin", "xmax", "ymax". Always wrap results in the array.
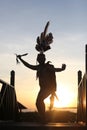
[
  {"xmin": 17, "ymin": 55, "xmax": 38, "ymax": 70},
  {"xmin": 54, "ymin": 64, "xmax": 66, "ymax": 72}
]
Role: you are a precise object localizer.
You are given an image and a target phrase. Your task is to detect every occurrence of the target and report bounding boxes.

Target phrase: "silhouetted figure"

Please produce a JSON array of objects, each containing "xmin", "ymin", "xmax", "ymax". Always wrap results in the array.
[
  {"xmin": 17, "ymin": 53, "xmax": 66, "ymax": 122},
  {"xmin": 16, "ymin": 21, "xmax": 66, "ymax": 123},
  {"xmin": 49, "ymin": 92, "xmax": 58, "ymax": 111},
  {"xmin": 49, "ymin": 94, "xmax": 55, "ymax": 111}
]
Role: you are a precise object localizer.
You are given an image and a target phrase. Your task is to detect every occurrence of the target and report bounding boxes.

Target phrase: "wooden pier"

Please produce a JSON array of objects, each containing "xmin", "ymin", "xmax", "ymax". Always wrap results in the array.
[
  {"xmin": 0, "ymin": 45, "xmax": 87, "ymax": 129},
  {"xmin": 0, "ymin": 121, "xmax": 86, "ymax": 130}
]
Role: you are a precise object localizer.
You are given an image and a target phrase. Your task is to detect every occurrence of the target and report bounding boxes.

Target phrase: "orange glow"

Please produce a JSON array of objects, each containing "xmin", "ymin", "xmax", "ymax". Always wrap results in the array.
[{"xmin": 45, "ymin": 84, "xmax": 77, "ymax": 109}]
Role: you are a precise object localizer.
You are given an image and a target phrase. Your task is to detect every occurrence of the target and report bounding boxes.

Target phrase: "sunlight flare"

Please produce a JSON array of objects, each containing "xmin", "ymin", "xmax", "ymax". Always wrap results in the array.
[{"xmin": 45, "ymin": 83, "xmax": 76, "ymax": 108}]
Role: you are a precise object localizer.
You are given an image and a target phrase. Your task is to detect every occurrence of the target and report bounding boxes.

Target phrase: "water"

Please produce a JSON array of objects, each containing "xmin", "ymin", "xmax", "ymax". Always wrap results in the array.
[
  {"xmin": 22, "ymin": 107, "xmax": 77, "ymax": 113},
  {"xmin": 56, "ymin": 107, "xmax": 77, "ymax": 113}
]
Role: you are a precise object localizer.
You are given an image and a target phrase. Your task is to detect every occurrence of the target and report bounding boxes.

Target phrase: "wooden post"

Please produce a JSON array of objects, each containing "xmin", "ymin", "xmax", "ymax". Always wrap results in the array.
[
  {"xmin": 77, "ymin": 70, "xmax": 82, "ymax": 123},
  {"xmin": 78, "ymin": 70, "xmax": 82, "ymax": 85},
  {"xmin": 10, "ymin": 70, "xmax": 17, "ymax": 120},
  {"xmin": 10, "ymin": 70, "xmax": 15, "ymax": 87},
  {"xmin": 86, "ymin": 45, "xmax": 87, "ymax": 73},
  {"xmin": 10, "ymin": 70, "xmax": 15, "ymax": 119},
  {"xmin": 85, "ymin": 45, "xmax": 87, "ymax": 125}
]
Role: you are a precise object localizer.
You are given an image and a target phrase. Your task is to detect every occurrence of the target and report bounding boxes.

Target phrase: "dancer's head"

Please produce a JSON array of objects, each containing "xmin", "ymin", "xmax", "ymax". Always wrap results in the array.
[{"xmin": 37, "ymin": 53, "xmax": 46, "ymax": 64}]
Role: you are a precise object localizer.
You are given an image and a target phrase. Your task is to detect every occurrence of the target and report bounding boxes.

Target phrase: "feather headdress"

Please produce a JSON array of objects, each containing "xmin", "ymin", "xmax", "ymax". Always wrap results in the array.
[{"xmin": 35, "ymin": 21, "xmax": 53, "ymax": 53}]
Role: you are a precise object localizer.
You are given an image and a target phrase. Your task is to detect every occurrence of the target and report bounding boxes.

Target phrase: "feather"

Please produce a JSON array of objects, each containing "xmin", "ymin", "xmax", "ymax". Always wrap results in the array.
[
  {"xmin": 15, "ymin": 54, "xmax": 20, "ymax": 64},
  {"xmin": 36, "ymin": 36, "xmax": 40, "ymax": 44},
  {"xmin": 16, "ymin": 57, "xmax": 19, "ymax": 64},
  {"xmin": 35, "ymin": 21, "xmax": 53, "ymax": 53},
  {"xmin": 43, "ymin": 21, "xmax": 50, "ymax": 37},
  {"xmin": 21, "ymin": 53, "xmax": 28, "ymax": 56},
  {"xmin": 15, "ymin": 53, "xmax": 28, "ymax": 64}
]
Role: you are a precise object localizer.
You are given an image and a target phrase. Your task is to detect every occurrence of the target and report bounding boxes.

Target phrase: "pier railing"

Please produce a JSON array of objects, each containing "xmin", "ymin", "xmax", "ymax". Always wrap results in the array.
[
  {"xmin": 77, "ymin": 72, "xmax": 87, "ymax": 124},
  {"xmin": 0, "ymin": 71, "xmax": 19, "ymax": 120}
]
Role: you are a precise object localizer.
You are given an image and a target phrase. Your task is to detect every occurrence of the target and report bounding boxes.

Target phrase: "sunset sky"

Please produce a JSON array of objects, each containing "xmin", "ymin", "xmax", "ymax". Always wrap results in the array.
[{"xmin": 0, "ymin": 0, "xmax": 87, "ymax": 111}]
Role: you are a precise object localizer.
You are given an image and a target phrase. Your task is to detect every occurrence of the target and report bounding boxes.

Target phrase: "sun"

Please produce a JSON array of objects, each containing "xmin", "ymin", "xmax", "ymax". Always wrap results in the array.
[
  {"xmin": 45, "ymin": 83, "xmax": 76, "ymax": 108},
  {"xmin": 54, "ymin": 88, "xmax": 73, "ymax": 108}
]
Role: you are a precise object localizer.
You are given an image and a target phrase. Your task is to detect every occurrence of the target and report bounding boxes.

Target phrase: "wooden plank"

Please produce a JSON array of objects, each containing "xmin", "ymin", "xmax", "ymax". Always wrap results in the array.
[{"xmin": 0, "ymin": 122, "xmax": 86, "ymax": 130}]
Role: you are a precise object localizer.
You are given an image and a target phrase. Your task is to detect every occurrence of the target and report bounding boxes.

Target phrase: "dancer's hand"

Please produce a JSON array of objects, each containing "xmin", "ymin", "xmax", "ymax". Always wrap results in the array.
[
  {"xmin": 17, "ymin": 55, "xmax": 21, "ymax": 59},
  {"xmin": 62, "ymin": 64, "xmax": 66, "ymax": 70}
]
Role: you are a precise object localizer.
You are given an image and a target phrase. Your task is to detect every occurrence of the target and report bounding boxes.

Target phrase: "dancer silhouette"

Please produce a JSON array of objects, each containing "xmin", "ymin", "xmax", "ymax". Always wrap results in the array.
[{"xmin": 17, "ymin": 53, "xmax": 66, "ymax": 122}]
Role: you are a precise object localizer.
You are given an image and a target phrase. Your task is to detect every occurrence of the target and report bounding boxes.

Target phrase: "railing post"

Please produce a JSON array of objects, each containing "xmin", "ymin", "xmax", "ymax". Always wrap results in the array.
[
  {"xmin": 77, "ymin": 70, "xmax": 82, "ymax": 123},
  {"xmin": 10, "ymin": 70, "xmax": 15, "ymax": 87},
  {"xmin": 86, "ymin": 45, "xmax": 87, "ymax": 73},
  {"xmin": 10, "ymin": 70, "xmax": 19, "ymax": 120},
  {"xmin": 78, "ymin": 70, "xmax": 82, "ymax": 85},
  {"xmin": 85, "ymin": 45, "xmax": 87, "ymax": 125}
]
